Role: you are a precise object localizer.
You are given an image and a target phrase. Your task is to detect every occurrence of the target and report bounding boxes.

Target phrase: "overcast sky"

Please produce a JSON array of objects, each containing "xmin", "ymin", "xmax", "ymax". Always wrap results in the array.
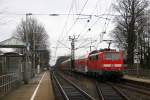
[{"xmin": 0, "ymin": 0, "xmax": 117, "ymax": 65}]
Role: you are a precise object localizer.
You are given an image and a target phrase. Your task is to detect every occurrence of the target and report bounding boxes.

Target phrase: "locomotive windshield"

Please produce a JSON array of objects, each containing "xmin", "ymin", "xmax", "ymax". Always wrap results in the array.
[{"xmin": 104, "ymin": 52, "xmax": 121, "ymax": 60}]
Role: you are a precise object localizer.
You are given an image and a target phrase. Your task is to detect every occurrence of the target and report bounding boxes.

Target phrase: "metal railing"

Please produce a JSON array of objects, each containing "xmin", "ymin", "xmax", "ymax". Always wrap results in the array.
[
  {"xmin": 0, "ymin": 73, "xmax": 18, "ymax": 96},
  {"xmin": 126, "ymin": 68, "xmax": 150, "ymax": 79}
]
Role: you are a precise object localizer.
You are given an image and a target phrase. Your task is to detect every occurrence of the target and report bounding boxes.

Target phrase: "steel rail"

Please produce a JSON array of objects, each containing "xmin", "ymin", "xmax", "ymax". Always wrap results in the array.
[
  {"xmin": 95, "ymin": 81, "xmax": 105, "ymax": 100},
  {"xmin": 116, "ymin": 82, "xmax": 150, "ymax": 96},
  {"xmin": 96, "ymin": 82, "xmax": 130, "ymax": 100},
  {"xmin": 52, "ymin": 72, "xmax": 69, "ymax": 100},
  {"xmin": 107, "ymin": 82, "xmax": 131, "ymax": 100},
  {"xmin": 57, "ymin": 72, "xmax": 96, "ymax": 100}
]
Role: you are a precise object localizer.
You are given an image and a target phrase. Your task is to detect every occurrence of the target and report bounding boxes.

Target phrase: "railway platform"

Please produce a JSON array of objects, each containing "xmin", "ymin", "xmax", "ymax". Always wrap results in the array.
[
  {"xmin": 124, "ymin": 75, "xmax": 150, "ymax": 84},
  {"xmin": 1, "ymin": 71, "xmax": 55, "ymax": 100}
]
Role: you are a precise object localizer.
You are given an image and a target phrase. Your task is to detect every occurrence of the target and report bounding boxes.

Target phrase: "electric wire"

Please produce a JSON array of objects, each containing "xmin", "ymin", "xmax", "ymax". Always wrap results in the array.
[
  {"xmin": 95, "ymin": 0, "xmax": 113, "ymax": 49},
  {"xmin": 75, "ymin": 0, "xmax": 102, "ymax": 52},
  {"xmin": 76, "ymin": 0, "xmax": 100, "ymax": 39},
  {"xmin": 54, "ymin": 0, "xmax": 90, "ymax": 63},
  {"xmin": 77, "ymin": 0, "xmax": 113, "ymax": 52},
  {"xmin": 53, "ymin": 0, "xmax": 75, "ymax": 62},
  {"xmin": 61, "ymin": 0, "xmax": 89, "ymax": 41}
]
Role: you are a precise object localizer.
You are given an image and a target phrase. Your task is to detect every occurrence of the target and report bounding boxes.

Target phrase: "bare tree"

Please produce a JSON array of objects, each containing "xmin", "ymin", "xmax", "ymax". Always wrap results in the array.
[
  {"xmin": 139, "ymin": 10, "xmax": 150, "ymax": 68},
  {"xmin": 15, "ymin": 17, "xmax": 49, "ymax": 49},
  {"xmin": 13, "ymin": 17, "xmax": 50, "ymax": 70},
  {"xmin": 112, "ymin": 0, "xmax": 149, "ymax": 67}
]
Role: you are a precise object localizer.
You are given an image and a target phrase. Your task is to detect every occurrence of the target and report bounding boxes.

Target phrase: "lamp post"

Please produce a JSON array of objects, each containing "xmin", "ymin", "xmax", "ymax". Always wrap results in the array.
[
  {"xmin": 136, "ymin": 32, "xmax": 139, "ymax": 77},
  {"xmin": 23, "ymin": 13, "xmax": 32, "ymax": 84}
]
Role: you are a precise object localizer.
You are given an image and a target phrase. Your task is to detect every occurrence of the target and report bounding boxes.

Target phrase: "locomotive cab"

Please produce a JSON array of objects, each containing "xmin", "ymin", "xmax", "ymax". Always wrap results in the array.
[
  {"xmin": 102, "ymin": 51, "xmax": 124, "ymax": 70},
  {"xmin": 101, "ymin": 50, "xmax": 124, "ymax": 78},
  {"xmin": 88, "ymin": 49, "xmax": 124, "ymax": 78}
]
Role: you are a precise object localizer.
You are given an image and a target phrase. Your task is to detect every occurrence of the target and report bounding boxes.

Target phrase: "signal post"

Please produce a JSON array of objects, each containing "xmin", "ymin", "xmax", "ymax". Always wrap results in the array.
[{"xmin": 69, "ymin": 35, "xmax": 78, "ymax": 71}]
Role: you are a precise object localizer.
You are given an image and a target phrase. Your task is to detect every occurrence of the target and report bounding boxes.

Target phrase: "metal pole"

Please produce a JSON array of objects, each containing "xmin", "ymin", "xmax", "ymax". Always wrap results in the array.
[
  {"xmin": 69, "ymin": 35, "xmax": 77, "ymax": 71},
  {"xmin": 90, "ymin": 39, "xmax": 92, "ymax": 52},
  {"xmin": 33, "ymin": 31, "xmax": 36, "ymax": 75},
  {"xmin": 23, "ymin": 13, "xmax": 32, "ymax": 84},
  {"xmin": 136, "ymin": 32, "xmax": 139, "ymax": 77},
  {"xmin": 70, "ymin": 38, "xmax": 74, "ymax": 70},
  {"xmin": 24, "ymin": 13, "xmax": 29, "ymax": 84},
  {"xmin": 72, "ymin": 40, "xmax": 75, "ymax": 69}
]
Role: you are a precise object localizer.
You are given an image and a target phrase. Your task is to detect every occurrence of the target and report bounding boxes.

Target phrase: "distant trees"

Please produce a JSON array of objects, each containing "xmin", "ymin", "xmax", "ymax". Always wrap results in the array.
[
  {"xmin": 55, "ymin": 56, "xmax": 70, "ymax": 69},
  {"xmin": 140, "ymin": 10, "xmax": 150, "ymax": 68},
  {"xmin": 38, "ymin": 50, "xmax": 51, "ymax": 69},
  {"xmin": 112, "ymin": 0, "xmax": 150, "ymax": 68},
  {"xmin": 15, "ymin": 17, "xmax": 49, "ymax": 49},
  {"xmin": 13, "ymin": 17, "xmax": 50, "ymax": 69}
]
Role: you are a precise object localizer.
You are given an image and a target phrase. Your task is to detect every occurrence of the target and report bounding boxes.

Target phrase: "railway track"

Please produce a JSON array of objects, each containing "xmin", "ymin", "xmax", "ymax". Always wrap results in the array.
[
  {"xmin": 57, "ymin": 71, "xmax": 150, "ymax": 100},
  {"xmin": 95, "ymin": 81, "xmax": 130, "ymax": 100},
  {"xmin": 61, "ymin": 71, "xmax": 130, "ymax": 100},
  {"xmin": 52, "ymin": 71, "xmax": 95, "ymax": 100},
  {"xmin": 115, "ymin": 81, "xmax": 150, "ymax": 96}
]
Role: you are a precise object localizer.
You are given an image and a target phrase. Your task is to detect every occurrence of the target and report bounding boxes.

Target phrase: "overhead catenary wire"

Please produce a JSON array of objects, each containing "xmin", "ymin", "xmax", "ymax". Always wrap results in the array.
[
  {"xmin": 76, "ymin": 0, "xmax": 113, "ymax": 53},
  {"xmin": 61, "ymin": 0, "xmax": 90, "ymax": 41},
  {"xmin": 75, "ymin": 0, "xmax": 103, "ymax": 51},
  {"xmin": 0, "ymin": 1, "xmax": 119, "ymax": 63},
  {"xmin": 0, "ymin": 11, "xmax": 132, "ymax": 17},
  {"xmin": 75, "ymin": 39, "xmax": 97, "ymax": 50},
  {"xmin": 75, "ymin": 0, "xmax": 100, "ymax": 40},
  {"xmin": 76, "ymin": 16, "xmax": 108, "ymax": 50},
  {"xmin": 95, "ymin": 0, "xmax": 113, "ymax": 49},
  {"xmin": 76, "ymin": 0, "xmax": 105, "ymax": 42},
  {"xmin": 53, "ymin": 0, "xmax": 90, "ymax": 63},
  {"xmin": 63, "ymin": 0, "xmax": 103, "ymax": 54},
  {"xmin": 57, "ymin": 40, "xmax": 71, "ymax": 49},
  {"xmin": 53, "ymin": 0, "xmax": 80, "ymax": 61},
  {"xmin": 53, "ymin": 0, "xmax": 75, "ymax": 63}
]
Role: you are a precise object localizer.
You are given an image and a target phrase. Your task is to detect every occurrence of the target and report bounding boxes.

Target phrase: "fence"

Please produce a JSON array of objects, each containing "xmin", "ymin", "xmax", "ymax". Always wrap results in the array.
[
  {"xmin": 0, "ymin": 73, "xmax": 18, "ymax": 96},
  {"xmin": 126, "ymin": 68, "xmax": 150, "ymax": 79}
]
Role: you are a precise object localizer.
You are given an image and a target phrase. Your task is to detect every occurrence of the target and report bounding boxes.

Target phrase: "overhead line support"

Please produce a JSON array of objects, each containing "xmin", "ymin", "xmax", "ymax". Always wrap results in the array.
[{"xmin": 69, "ymin": 35, "xmax": 78, "ymax": 71}]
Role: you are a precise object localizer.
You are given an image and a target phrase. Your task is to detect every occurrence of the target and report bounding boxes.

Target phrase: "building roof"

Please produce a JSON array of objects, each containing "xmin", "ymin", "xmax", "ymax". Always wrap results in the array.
[{"xmin": 0, "ymin": 37, "xmax": 26, "ymax": 48}]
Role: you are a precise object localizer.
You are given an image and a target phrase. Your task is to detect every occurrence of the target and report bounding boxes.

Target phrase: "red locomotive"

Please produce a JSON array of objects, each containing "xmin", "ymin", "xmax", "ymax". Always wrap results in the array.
[{"xmin": 60, "ymin": 48, "xmax": 125, "ymax": 78}]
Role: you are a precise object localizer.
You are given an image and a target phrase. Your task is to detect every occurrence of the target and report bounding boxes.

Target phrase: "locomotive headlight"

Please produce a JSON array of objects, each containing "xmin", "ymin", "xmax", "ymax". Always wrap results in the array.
[
  {"xmin": 103, "ymin": 64, "xmax": 111, "ymax": 67},
  {"xmin": 114, "ymin": 64, "xmax": 122, "ymax": 67}
]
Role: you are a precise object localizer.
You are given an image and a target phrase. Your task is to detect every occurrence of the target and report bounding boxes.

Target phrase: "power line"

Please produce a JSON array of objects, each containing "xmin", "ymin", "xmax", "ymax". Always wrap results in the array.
[
  {"xmin": 0, "ymin": 12, "xmax": 130, "ymax": 17},
  {"xmin": 53, "ymin": 0, "xmax": 90, "ymax": 63},
  {"xmin": 57, "ymin": 40, "xmax": 71, "ymax": 49},
  {"xmin": 61, "ymin": 0, "xmax": 90, "ymax": 41},
  {"xmin": 53, "ymin": 0, "xmax": 75, "ymax": 64},
  {"xmin": 71, "ymin": 0, "xmax": 101, "ymax": 52},
  {"xmin": 76, "ymin": 0, "xmax": 112, "ymax": 42},
  {"xmin": 0, "ymin": 4, "xmax": 118, "ymax": 64},
  {"xmin": 75, "ymin": 39, "xmax": 97, "ymax": 50},
  {"xmin": 75, "ymin": 0, "xmax": 100, "ymax": 40}
]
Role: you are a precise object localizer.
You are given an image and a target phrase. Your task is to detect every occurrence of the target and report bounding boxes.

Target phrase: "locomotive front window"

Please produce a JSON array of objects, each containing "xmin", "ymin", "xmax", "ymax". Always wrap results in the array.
[
  {"xmin": 89, "ymin": 55, "xmax": 98, "ymax": 60},
  {"xmin": 113, "ymin": 53, "xmax": 121, "ymax": 60},
  {"xmin": 105, "ymin": 53, "xmax": 111, "ymax": 60},
  {"xmin": 104, "ymin": 52, "xmax": 120, "ymax": 60}
]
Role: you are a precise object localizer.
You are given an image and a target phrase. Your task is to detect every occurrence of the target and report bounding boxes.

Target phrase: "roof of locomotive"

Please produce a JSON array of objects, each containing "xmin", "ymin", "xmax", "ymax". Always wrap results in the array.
[
  {"xmin": 75, "ymin": 54, "xmax": 88, "ymax": 60},
  {"xmin": 61, "ymin": 58, "xmax": 71, "ymax": 64},
  {"xmin": 89, "ymin": 48, "xmax": 118, "ymax": 56}
]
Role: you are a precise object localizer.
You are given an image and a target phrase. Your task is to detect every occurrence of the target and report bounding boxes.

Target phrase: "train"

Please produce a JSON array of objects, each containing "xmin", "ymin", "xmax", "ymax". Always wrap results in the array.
[{"xmin": 59, "ymin": 48, "xmax": 126, "ymax": 79}]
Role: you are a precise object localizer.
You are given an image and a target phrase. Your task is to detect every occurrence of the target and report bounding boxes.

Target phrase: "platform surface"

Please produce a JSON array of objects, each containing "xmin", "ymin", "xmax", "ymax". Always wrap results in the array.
[
  {"xmin": 124, "ymin": 75, "xmax": 150, "ymax": 84},
  {"xmin": 1, "ymin": 71, "xmax": 55, "ymax": 100}
]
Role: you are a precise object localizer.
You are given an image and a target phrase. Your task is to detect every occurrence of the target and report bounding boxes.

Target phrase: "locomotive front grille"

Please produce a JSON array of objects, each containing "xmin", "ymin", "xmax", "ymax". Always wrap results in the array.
[
  {"xmin": 114, "ymin": 64, "xmax": 122, "ymax": 67},
  {"xmin": 103, "ymin": 64, "xmax": 122, "ymax": 67},
  {"xmin": 103, "ymin": 64, "xmax": 111, "ymax": 67}
]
